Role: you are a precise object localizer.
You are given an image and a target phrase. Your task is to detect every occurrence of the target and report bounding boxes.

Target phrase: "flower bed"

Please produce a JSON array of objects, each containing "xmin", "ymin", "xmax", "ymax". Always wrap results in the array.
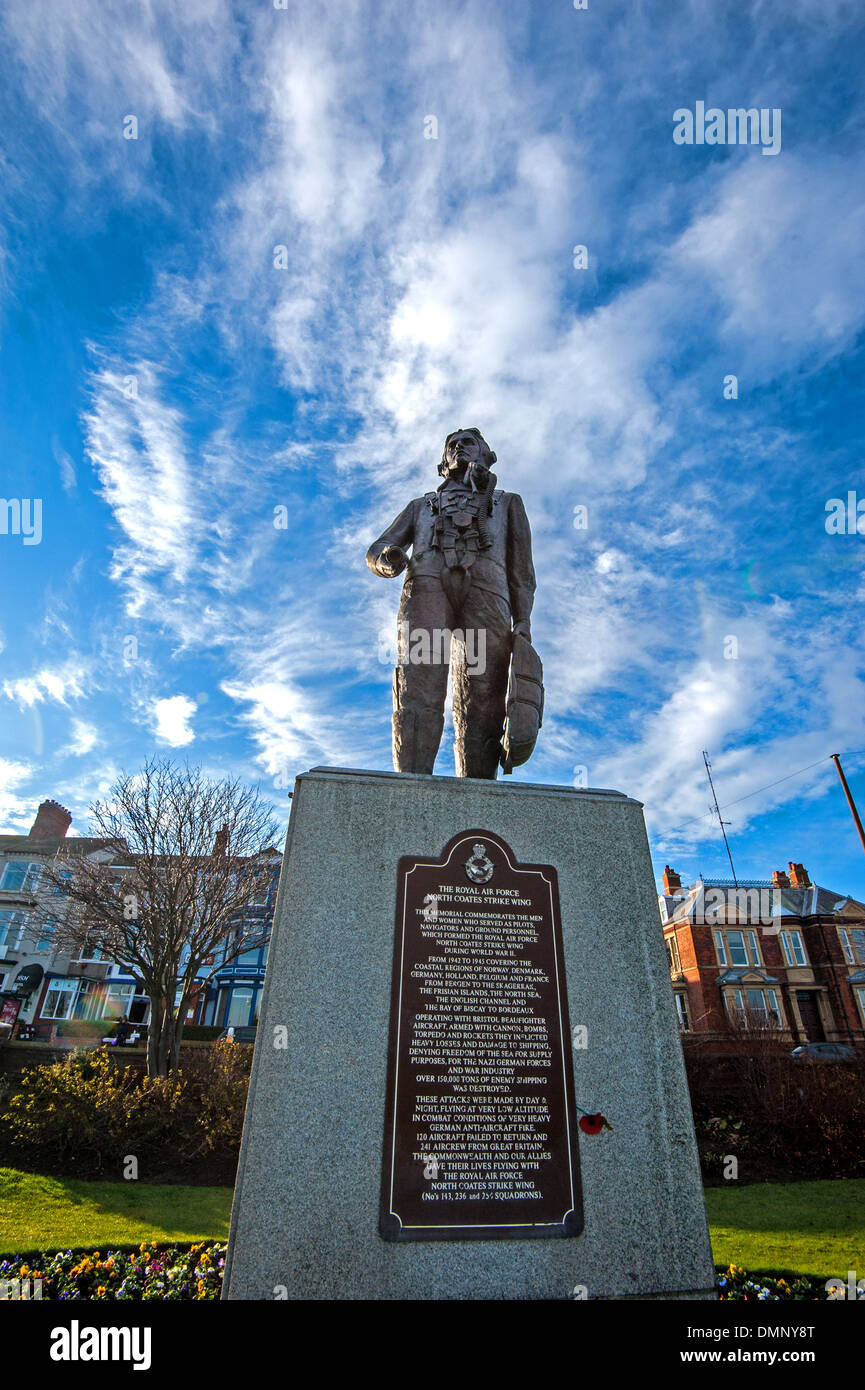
[
  {"xmin": 0, "ymin": 1241, "xmax": 226, "ymax": 1300},
  {"xmin": 716, "ymin": 1264, "xmax": 830, "ymax": 1300},
  {"xmin": 0, "ymin": 1247, "xmax": 839, "ymax": 1300}
]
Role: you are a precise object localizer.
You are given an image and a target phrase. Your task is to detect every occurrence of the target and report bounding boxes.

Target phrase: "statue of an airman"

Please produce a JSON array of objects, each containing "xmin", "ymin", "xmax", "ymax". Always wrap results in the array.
[{"xmin": 367, "ymin": 428, "xmax": 543, "ymax": 779}]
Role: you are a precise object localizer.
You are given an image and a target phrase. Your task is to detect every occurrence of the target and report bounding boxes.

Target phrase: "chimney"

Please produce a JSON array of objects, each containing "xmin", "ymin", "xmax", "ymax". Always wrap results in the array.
[
  {"xmin": 663, "ymin": 865, "xmax": 682, "ymax": 895},
  {"xmin": 771, "ymin": 869, "xmax": 791, "ymax": 888},
  {"xmin": 212, "ymin": 825, "xmax": 229, "ymax": 858},
  {"xmin": 29, "ymin": 799, "xmax": 72, "ymax": 840},
  {"xmin": 788, "ymin": 862, "xmax": 811, "ymax": 888}
]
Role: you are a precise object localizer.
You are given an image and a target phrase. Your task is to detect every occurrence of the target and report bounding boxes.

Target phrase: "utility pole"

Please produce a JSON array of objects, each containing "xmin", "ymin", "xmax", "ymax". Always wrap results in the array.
[
  {"xmin": 830, "ymin": 754, "xmax": 865, "ymax": 856},
  {"xmin": 703, "ymin": 750, "xmax": 738, "ymax": 887}
]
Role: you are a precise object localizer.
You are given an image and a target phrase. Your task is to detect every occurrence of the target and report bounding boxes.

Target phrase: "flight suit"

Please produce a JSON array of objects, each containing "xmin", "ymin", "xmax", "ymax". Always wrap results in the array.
[{"xmin": 367, "ymin": 476, "xmax": 536, "ymax": 779}]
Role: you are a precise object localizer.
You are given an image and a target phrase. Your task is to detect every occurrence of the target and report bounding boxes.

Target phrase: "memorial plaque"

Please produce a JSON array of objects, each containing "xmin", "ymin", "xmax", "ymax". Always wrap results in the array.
[{"xmin": 380, "ymin": 829, "xmax": 583, "ymax": 1241}]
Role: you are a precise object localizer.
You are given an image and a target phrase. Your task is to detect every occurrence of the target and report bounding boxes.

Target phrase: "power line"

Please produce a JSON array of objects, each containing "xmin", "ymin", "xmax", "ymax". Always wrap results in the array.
[{"xmin": 664, "ymin": 753, "xmax": 837, "ymax": 836}]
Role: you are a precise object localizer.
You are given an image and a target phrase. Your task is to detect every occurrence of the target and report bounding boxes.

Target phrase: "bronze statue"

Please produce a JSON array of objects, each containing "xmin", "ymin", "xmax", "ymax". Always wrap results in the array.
[{"xmin": 367, "ymin": 428, "xmax": 543, "ymax": 779}]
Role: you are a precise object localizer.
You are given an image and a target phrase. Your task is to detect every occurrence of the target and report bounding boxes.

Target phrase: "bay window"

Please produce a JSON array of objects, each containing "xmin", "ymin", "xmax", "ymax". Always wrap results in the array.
[
  {"xmin": 725, "ymin": 986, "xmax": 782, "ymax": 1027},
  {"xmin": 41, "ymin": 979, "xmax": 79, "ymax": 1020}
]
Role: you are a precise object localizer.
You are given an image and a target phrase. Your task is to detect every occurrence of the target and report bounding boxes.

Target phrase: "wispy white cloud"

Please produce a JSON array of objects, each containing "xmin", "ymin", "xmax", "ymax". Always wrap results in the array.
[
  {"xmin": 85, "ymin": 362, "xmax": 206, "ymax": 615},
  {"xmin": 3, "ymin": 662, "xmax": 89, "ymax": 708},
  {"xmin": 674, "ymin": 152, "xmax": 865, "ymax": 377},
  {"xmin": 68, "ymin": 718, "xmax": 99, "ymax": 757},
  {"xmin": 0, "ymin": 757, "xmax": 36, "ymax": 830},
  {"xmin": 53, "ymin": 438, "xmax": 77, "ymax": 493},
  {"xmin": 1, "ymin": 0, "xmax": 235, "ymax": 134}
]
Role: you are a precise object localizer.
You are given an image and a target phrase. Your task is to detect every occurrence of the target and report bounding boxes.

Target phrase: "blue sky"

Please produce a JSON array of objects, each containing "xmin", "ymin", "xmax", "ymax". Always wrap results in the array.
[{"xmin": 1, "ymin": 0, "xmax": 865, "ymax": 898}]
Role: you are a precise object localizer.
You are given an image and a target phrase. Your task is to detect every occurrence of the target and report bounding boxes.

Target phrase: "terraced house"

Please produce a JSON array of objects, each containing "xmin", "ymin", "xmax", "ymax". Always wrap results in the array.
[
  {"xmin": 0, "ymin": 799, "xmax": 144, "ymax": 1036},
  {"xmin": 0, "ymin": 797, "xmax": 281, "ymax": 1040},
  {"xmin": 660, "ymin": 861, "xmax": 865, "ymax": 1051}
]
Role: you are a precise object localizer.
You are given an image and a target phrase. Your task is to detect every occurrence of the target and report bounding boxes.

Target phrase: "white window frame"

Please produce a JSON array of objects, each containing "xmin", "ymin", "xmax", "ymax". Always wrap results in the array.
[
  {"xmin": 780, "ymin": 929, "xmax": 807, "ymax": 967},
  {"xmin": 725, "ymin": 987, "xmax": 744, "ymax": 1017},
  {"xmin": 726, "ymin": 930, "xmax": 749, "ymax": 968},
  {"xmin": 74, "ymin": 980, "xmax": 134, "ymax": 1022},
  {"xmin": 0, "ymin": 861, "xmax": 42, "ymax": 893},
  {"xmin": 747, "ymin": 929, "xmax": 761, "ymax": 966},
  {"xmin": 713, "ymin": 930, "xmax": 728, "ymax": 966},
  {"xmin": 674, "ymin": 992, "xmax": 690, "ymax": 1031},
  {"xmin": 0, "ymin": 911, "xmax": 27, "ymax": 951},
  {"xmin": 840, "ymin": 927, "xmax": 865, "ymax": 966},
  {"xmin": 41, "ymin": 979, "xmax": 79, "ymax": 1020},
  {"xmin": 34, "ymin": 916, "xmax": 57, "ymax": 953},
  {"xmin": 727, "ymin": 986, "xmax": 782, "ymax": 1029},
  {"xmin": 102, "ymin": 982, "xmax": 134, "ymax": 1018},
  {"xmin": 226, "ymin": 985, "xmax": 254, "ymax": 1029}
]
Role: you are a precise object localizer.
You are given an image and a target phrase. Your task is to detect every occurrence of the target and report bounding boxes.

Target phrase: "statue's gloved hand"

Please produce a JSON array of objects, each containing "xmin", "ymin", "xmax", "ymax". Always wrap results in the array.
[
  {"xmin": 512, "ymin": 619, "xmax": 532, "ymax": 643},
  {"xmin": 379, "ymin": 545, "xmax": 409, "ymax": 577}
]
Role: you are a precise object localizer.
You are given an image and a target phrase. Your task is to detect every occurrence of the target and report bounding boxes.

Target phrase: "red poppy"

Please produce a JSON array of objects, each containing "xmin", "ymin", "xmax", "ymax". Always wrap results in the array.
[{"xmin": 578, "ymin": 1112, "xmax": 611, "ymax": 1135}]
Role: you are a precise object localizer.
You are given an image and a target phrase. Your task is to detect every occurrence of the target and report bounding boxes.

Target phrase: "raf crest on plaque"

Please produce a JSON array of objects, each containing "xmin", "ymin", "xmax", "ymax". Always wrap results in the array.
[{"xmin": 465, "ymin": 843, "xmax": 494, "ymax": 883}]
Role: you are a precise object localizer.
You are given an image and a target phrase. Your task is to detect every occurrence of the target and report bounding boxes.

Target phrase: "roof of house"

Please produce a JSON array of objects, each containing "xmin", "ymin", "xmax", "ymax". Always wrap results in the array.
[
  {"xmin": 662, "ymin": 879, "xmax": 865, "ymax": 925},
  {"xmin": 0, "ymin": 835, "xmax": 120, "ymax": 857}
]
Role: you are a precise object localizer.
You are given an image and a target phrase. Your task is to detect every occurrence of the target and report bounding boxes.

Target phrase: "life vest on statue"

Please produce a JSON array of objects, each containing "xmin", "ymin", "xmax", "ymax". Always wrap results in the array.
[{"xmin": 425, "ymin": 471, "xmax": 498, "ymax": 570}]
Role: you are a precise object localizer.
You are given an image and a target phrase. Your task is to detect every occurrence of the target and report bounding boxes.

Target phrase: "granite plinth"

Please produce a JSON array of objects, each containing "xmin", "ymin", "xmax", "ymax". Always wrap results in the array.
[{"xmin": 223, "ymin": 767, "xmax": 716, "ymax": 1301}]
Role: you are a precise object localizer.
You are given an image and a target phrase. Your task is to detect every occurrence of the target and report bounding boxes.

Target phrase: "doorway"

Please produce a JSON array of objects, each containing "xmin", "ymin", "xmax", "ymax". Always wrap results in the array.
[{"xmin": 795, "ymin": 991, "xmax": 825, "ymax": 1042}]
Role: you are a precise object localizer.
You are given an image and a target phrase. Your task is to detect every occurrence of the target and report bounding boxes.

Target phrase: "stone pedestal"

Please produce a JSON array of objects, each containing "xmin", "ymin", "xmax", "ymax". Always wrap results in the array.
[{"xmin": 224, "ymin": 767, "xmax": 716, "ymax": 1300}]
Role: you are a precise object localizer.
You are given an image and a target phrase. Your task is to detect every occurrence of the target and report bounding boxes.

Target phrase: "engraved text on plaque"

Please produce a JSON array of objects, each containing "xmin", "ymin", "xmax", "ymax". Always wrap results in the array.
[{"xmin": 380, "ymin": 829, "xmax": 583, "ymax": 1241}]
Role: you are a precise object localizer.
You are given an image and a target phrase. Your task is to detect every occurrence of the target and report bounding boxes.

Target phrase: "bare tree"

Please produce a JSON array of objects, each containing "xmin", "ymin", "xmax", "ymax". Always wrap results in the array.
[{"xmin": 36, "ymin": 759, "xmax": 281, "ymax": 1076}]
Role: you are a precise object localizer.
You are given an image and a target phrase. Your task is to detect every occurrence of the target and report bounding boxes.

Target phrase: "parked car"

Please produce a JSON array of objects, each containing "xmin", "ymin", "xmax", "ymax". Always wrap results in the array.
[
  {"xmin": 217, "ymin": 1025, "xmax": 257, "ymax": 1044},
  {"xmin": 791, "ymin": 1042, "xmax": 859, "ymax": 1063}
]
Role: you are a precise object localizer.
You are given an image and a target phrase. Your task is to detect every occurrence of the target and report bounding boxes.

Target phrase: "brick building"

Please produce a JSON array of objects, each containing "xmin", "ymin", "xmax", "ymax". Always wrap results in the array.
[{"xmin": 660, "ymin": 861, "xmax": 865, "ymax": 1050}]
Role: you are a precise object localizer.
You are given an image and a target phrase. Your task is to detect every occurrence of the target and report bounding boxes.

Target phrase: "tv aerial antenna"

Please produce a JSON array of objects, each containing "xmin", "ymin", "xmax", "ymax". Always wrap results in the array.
[{"xmin": 703, "ymin": 749, "xmax": 738, "ymax": 888}]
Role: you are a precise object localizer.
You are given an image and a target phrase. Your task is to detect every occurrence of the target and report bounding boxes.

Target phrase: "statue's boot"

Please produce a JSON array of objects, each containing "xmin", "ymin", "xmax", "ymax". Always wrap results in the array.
[
  {"xmin": 392, "ymin": 708, "xmax": 444, "ymax": 774},
  {"xmin": 454, "ymin": 727, "xmax": 502, "ymax": 780}
]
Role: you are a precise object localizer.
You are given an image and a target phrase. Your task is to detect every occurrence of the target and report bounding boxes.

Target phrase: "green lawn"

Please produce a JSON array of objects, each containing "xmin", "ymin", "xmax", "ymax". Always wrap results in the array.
[
  {"xmin": 0, "ymin": 1169, "xmax": 233, "ymax": 1256},
  {"xmin": 2, "ymin": 1169, "xmax": 863, "ymax": 1279},
  {"xmin": 705, "ymin": 1178, "xmax": 865, "ymax": 1279}
]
